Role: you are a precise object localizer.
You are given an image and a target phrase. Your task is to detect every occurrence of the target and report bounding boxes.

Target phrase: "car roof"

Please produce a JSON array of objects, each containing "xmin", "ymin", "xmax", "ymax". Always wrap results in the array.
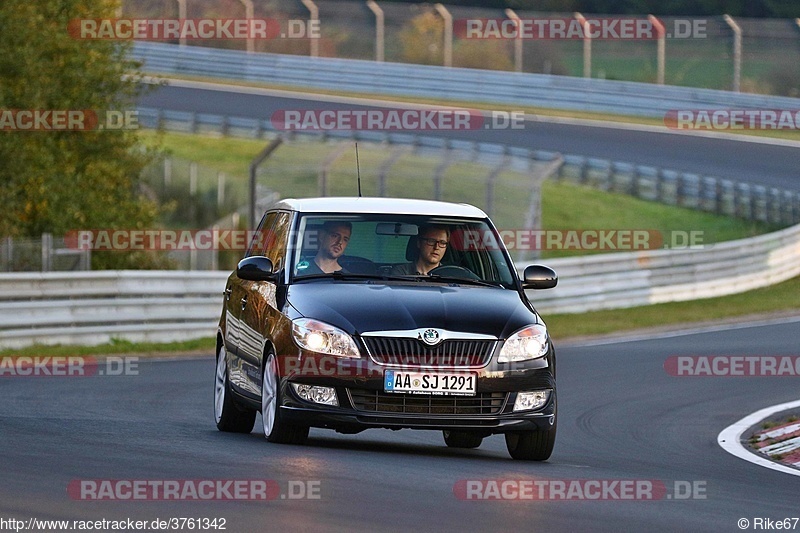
[{"xmin": 271, "ymin": 197, "xmax": 488, "ymax": 218}]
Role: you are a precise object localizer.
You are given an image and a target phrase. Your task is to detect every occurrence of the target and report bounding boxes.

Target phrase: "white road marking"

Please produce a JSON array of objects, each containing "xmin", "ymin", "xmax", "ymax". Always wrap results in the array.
[{"xmin": 717, "ymin": 399, "xmax": 800, "ymax": 478}]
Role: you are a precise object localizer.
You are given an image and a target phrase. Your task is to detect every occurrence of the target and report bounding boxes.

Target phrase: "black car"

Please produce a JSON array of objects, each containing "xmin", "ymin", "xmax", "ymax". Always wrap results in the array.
[{"xmin": 214, "ymin": 197, "xmax": 558, "ymax": 460}]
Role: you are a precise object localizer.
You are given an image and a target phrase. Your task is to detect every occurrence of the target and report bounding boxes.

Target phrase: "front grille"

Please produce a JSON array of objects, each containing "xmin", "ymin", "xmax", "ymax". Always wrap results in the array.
[
  {"xmin": 348, "ymin": 389, "xmax": 507, "ymax": 415},
  {"xmin": 362, "ymin": 337, "xmax": 496, "ymax": 366}
]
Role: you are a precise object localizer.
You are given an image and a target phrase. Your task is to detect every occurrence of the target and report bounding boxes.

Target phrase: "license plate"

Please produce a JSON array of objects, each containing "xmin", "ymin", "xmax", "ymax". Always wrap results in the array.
[{"xmin": 384, "ymin": 370, "xmax": 477, "ymax": 396}]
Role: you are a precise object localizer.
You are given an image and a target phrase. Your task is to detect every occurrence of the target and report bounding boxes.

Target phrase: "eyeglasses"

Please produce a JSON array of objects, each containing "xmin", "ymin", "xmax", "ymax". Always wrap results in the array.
[{"xmin": 420, "ymin": 237, "xmax": 449, "ymax": 248}]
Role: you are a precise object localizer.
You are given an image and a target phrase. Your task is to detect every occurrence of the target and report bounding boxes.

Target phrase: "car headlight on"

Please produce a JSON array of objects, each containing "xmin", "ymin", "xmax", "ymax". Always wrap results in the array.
[
  {"xmin": 498, "ymin": 324, "xmax": 549, "ymax": 363},
  {"xmin": 291, "ymin": 318, "xmax": 361, "ymax": 358}
]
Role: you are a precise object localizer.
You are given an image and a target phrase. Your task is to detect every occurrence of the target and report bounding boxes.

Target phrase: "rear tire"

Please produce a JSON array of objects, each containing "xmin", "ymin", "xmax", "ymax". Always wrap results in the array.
[
  {"xmin": 443, "ymin": 430, "xmax": 484, "ymax": 449},
  {"xmin": 214, "ymin": 344, "xmax": 257, "ymax": 433},
  {"xmin": 262, "ymin": 352, "xmax": 309, "ymax": 445}
]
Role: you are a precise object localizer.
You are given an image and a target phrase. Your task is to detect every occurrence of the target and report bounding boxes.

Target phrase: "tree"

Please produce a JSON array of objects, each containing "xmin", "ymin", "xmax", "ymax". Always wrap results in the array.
[{"xmin": 0, "ymin": 0, "xmax": 161, "ymax": 268}]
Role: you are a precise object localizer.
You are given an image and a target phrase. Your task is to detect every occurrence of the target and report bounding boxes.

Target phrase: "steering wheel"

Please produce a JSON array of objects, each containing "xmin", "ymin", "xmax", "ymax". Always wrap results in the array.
[{"xmin": 428, "ymin": 265, "xmax": 480, "ymax": 280}]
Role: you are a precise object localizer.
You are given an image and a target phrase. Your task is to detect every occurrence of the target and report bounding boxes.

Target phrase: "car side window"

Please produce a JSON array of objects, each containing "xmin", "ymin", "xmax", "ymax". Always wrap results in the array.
[
  {"xmin": 260, "ymin": 211, "xmax": 290, "ymax": 272},
  {"xmin": 245, "ymin": 211, "xmax": 277, "ymax": 258}
]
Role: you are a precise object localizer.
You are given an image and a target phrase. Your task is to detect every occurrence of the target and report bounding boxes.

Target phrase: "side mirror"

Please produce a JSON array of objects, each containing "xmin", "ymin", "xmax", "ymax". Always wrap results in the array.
[
  {"xmin": 237, "ymin": 256, "xmax": 276, "ymax": 282},
  {"xmin": 522, "ymin": 264, "xmax": 558, "ymax": 290}
]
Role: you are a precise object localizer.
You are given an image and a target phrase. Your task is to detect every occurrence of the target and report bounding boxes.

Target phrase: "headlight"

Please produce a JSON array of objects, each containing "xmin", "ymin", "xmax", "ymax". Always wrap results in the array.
[
  {"xmin": 291, "ymin": 318, "xmax": 361, "ymax": 358},
  {"xmin": 498, "ymin": 324, "xmax": 549, "ymax": 363}
]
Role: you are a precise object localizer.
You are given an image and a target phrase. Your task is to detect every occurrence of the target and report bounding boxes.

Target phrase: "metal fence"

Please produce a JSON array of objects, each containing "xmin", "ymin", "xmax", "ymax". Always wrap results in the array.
[
  {"xmin": 137, "ymin": 106, "xmax": 800, "ymax": 227},
  {"xmin": 120, "ymin": 1, "xmax": 800, "ymax": 95},
  {"xmin": 1, "ymin": 235, "xmax": 91, "ymax": 273}
]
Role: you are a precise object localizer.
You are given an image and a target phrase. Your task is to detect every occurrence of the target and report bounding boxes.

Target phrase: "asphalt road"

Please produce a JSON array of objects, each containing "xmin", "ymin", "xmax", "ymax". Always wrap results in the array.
[
  {"xmin": 139, "ymin": 84, "xmax": 800, "ymax": 191},
  {"xmin": 2, "ymin": 320, "xmax": 798, "ymax": 532}
]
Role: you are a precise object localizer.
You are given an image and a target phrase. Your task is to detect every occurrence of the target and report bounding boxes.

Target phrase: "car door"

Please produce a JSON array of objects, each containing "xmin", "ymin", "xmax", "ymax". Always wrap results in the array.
[
  {"xmin": 237, "ymin": 210, "xmax": 291, "ymax": 395},
  {"xmin": 226, "ymin": 211, "xmax": 278, "ymax": 396}
]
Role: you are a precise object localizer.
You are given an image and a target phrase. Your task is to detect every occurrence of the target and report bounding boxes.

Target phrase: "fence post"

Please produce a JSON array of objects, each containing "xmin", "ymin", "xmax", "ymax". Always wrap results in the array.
[
  {"xmin": 239, "ymin": 0, "xmax": 255, "ymax": 54},
  {"xmin": 366, "ymin": 0, "xmax": 385, "ymax": 62},
  {"xmin": 505, "ymin": 9, "xmax": 523, "ymax": 72},
  {"xmin": 175, "ymin": 0, "xmax": 187, "ymax": 47},
  {"xmin": 433, "ymin": 142, "xmax": 453, "ymax": 201},
  {"xmin": 484, "ymin": 153, "xmax": 509, "ymax": 217},
  {"xmin": 724, "ymin": 15, "xmax": 742, "ymax": 92},
  {"xmin": 81, "ymin": 246, "xmax": 91, "ymax": 271},
  {"xmin": 189, "ymin": 162, "xmax": 198, "ymax": 196},
  {"xmin": 301, "ymin": 0, "xmax": 320, "ymax": 58},
  {"xmin": 3, "ymin": 236, "xmax": 12, "ymax": 271},
  {"xmin": 211, "ymin": 225, "xmax": 219, "ymax": 271},
  {"xmin": 217, "ymin": 172, "xmax": 226, "ymax": 208},
  {"xmin": 164, "ymin": 157, "xmax": 172, "ymax": 189},
  {"xmin": 574, "ymin": 12, "xmax": 591, "ymax": 78},
  {"xmin": 434, "ymin": 4, "xmax": 453, "ymax": 67},
  {"xmin": 41, "ymin": 233, "xmax": 53, "ymax": 272},
  {"xmin": 648, "ymin": 15, "xmax": 665, "ymax": 85}
]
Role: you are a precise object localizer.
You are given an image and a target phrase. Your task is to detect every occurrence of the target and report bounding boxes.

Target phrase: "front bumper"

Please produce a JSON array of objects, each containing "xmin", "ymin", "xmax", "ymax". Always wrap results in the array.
[{"xmin": 278, "ymin": 352, "xmax": 556, "ymax": 435}]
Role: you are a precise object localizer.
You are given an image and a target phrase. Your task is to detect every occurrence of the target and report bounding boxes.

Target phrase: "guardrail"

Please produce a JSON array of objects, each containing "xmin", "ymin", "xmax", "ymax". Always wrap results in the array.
[
  {"xmin": 132, "ymin": 42, "xmax": 800, "ymax": 118},
  {"xmin": 2, "ymin": 219, "xmax": 799, "ymax": 348},
  {"xmin": 0, "ymin": 271, "xmax": 227, "ymax": 349},
  {"xmin": 530, "ymin": 221, "xmax": 800, "ymax": 314}
]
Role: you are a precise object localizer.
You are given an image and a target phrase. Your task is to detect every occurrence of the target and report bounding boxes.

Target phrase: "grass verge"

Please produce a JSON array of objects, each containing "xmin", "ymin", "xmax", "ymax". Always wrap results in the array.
[{"xmin": 0, "ymin": 337, "xmax": 214, "ymax": 358}]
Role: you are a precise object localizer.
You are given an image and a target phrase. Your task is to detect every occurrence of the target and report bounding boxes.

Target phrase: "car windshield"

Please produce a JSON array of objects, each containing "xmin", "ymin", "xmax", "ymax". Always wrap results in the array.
[{"xmin": 290, "ymin": 214, "xmax": 517, "ymax": 287}]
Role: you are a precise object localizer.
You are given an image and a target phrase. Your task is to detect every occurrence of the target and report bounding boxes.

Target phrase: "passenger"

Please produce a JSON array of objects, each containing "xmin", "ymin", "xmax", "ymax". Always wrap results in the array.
[
  {"xmin": 392, "ymin": 224, "xmax": 450, "ymax": 276},
  {"xmin": 297, "ymin": 221, "xmax": 352, "ymax": 275}
]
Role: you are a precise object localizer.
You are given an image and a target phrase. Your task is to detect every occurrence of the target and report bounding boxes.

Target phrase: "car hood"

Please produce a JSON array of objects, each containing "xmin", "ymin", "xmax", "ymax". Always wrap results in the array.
[{"xmin": 287, "ymin": 282, "xmax": 538, "ymax": 339}]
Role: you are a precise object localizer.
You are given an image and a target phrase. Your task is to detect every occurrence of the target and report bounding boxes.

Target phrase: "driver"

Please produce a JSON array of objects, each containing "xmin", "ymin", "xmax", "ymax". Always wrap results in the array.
[{"xmin": 392, "ymin": 224, "xmax": 450, "ymax": 276}]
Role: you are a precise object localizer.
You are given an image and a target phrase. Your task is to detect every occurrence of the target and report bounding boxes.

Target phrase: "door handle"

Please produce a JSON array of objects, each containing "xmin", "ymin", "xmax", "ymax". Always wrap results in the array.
[
  {"xmin": 240, "ymin": 296, "xmax": 247, "ymax": 310},
  {"xmin": 224, "ymin": 287, "xmax": 232, "ymax": 300}
]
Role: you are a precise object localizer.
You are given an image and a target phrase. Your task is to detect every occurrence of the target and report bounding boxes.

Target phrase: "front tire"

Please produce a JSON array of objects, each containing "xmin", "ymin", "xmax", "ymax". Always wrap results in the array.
[
  {"xmin": 505, "ymin": 420, "xmax": 556, "ymax": 461},
  {"xmin": 214, "ymin": 343, "xmax": 257, "ymax": 433},
  {"xmin": 262, "ymin": 352, "xmax": 309, "ymax": 445}
]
